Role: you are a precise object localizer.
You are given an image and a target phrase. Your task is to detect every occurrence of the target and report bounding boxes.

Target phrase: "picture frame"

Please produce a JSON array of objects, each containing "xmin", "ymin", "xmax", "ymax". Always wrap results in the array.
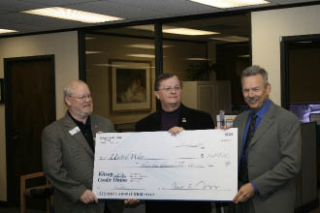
[
  {"xmin": 0, "ymin": 79, "xmax": 4, "ymax": 104},
  {"xmin": 110, "ymin": 60, "xmax": 152, "ymax": 113}
]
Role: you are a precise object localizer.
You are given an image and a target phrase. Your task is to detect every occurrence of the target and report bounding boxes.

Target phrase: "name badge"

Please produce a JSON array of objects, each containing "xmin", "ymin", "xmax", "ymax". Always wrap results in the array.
[{"xmin": 69, "ymin": 126, "xmax": 80, "ymax": 136}]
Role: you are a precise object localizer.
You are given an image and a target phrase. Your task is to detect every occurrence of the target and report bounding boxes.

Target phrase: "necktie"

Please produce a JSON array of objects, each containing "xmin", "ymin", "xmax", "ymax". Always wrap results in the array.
[
  {"xmin": 246, "ymin": 113, "xmax": 257, "ymax": 145},
  {"xmin": 239, "ymin": 113, "xmax": 257, "ymax": 183}
]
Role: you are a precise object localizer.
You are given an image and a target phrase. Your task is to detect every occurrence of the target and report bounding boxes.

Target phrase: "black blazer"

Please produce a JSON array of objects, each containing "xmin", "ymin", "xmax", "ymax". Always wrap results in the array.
[
  {"xmin": 136, "ymin": 104, "xmax": 214, "ymax": 131},
  {"xmin": 135, "ymin": 104, "xmax": 214, "ymax": 213}
]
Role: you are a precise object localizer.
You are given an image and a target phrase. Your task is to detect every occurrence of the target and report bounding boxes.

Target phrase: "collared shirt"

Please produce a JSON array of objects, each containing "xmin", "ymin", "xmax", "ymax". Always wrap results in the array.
[
  {"xmin": 239, "ymin": 99, "xmax": 271, "ymax": 191},
  {"xmin": 242, "ymin": 99, "xmax": 271, "ymax": 144},
  {"xmin": 68, "ymin": 111, "xmax": 95, "ymax": 151}
]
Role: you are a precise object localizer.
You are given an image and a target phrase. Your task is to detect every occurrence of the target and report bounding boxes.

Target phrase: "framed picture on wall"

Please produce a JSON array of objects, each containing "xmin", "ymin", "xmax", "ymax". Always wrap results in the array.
[
  {"xmin": 110, "ymin": 60, "xmax": 152, "ymax": 113},
  {"xmin": 0, "ymin": 79, "xmax": 4, "ymax": 104}
]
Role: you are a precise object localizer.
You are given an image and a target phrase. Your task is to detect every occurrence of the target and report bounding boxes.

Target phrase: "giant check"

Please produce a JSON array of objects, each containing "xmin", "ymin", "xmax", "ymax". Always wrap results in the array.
[{"xmin": 93, "ymin": 129, "xmax": 237, "ymax": 201}]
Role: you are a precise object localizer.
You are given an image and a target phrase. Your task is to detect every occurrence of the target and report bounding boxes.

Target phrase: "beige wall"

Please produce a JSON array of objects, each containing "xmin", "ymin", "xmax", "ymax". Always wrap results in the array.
[
  {"xmin": 0, "ymin": 31, "xmax": 79, "ymax": 201},
  {"xmin": 251, "ymin": 4, "xmax": 320, "ymax": 105}
]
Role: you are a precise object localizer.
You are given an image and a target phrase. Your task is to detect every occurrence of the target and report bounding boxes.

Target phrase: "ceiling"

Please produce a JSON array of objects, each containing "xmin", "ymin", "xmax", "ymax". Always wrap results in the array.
[
  {"xmin": 94, "ymin": 14, "xmax": 251, "ymax": 43},
  {"xmin": 0, "ymin": 0, "xmax": 319, "ymax": 37}
]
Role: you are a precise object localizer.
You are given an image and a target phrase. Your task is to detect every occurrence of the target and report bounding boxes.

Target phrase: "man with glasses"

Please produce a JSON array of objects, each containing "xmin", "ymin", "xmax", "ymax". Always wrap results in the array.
[
  {"xmin": 42, "ymin": 80, "xmax": 123, "ymax": 213},
  {"xmin": 135, "ymin": 73, "xmax": 214, "ymax": 213},
  {"xmin": 232, "ymin": 66, "xmax": 301, "ymax": 213}
]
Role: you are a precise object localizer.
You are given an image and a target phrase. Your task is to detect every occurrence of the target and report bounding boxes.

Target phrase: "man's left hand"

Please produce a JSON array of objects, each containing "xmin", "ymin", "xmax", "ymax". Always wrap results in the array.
[
  {"xmin": 233, "ymin": 183, "xmax": 255, "ymax": 204},
  {"xmin": 168, "ymin": 126, "xmax": 184, "ymax": 135},
  {"xmin": 80, "ymin": 189, "xmax": 98, "ymax": 204}
]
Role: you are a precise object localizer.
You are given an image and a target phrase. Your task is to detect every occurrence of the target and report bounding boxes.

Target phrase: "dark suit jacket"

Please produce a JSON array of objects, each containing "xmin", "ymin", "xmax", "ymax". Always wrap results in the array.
[
  {"xmin": 135, "ymin": 104, "xmax": 214, "ymax": 213},
  {"xmin": 42, "ymin": 113, "xmax": 123, "ymax": 213},
  {"xmin": 233, "ymin": 101, "xmax": 301, "ymax": 213},
  {"xmin": 136, "ymin": 104, "xmax": 214, "ymax": 131}
]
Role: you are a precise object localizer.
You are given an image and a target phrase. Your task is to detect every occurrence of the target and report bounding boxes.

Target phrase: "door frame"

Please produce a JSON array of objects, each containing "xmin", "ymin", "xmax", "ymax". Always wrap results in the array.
[
  {"xmin": 280, "ymin": 34, "xmax": 320, "ymax": 212},
  {"xmin": 280, "ymin": 33, "xmax": 320, "ymax": 109}
]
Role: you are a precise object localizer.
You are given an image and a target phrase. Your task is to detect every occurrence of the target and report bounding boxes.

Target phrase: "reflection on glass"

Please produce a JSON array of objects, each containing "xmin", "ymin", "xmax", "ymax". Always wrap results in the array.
[
  {"xmin": 85, "ymin": 25, "xmax": 156, "ymax": 130},
  {"xmin": 290, "ymin": 104, "xmax": 320, "ymax": 123}
]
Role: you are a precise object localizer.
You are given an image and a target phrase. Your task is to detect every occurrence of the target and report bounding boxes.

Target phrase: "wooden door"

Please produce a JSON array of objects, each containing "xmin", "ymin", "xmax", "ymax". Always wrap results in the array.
[{"xmin": 4, "ymin": 55, "xmax": 55, "ymax": 204}]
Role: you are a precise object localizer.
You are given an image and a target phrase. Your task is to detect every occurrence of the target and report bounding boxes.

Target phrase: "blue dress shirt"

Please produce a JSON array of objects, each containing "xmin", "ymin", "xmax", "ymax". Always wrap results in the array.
[{"xmin": 239, "ymin": 99, "xmax": 271, "ymax": 192}]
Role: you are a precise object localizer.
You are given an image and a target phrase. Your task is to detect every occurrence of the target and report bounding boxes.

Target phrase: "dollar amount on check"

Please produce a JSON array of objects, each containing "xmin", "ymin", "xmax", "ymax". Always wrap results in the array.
[{"xmin": 93, "ymin": 129, "xmax": 237, "ymax": 201}]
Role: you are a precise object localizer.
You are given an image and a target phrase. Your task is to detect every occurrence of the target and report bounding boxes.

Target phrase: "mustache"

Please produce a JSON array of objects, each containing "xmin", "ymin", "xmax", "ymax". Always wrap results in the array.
[{"xmin": 245, "ymin": 97, "xmax": 259, "ymax": 103}]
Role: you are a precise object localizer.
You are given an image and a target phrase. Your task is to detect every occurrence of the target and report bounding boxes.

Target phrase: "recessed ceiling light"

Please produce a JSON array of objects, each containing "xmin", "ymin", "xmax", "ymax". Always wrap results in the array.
[
  {"xmin": 22, "ymin": 7, "xmax": 123, "ymax": 23},
  {"xmin": 128, "ymin": 25, "xmax": 154, "ymax": 31},
  {"xmin": 127, "ymin": 44, "xmax": 155, "ymax": 49},
  {"xmin": 0, "ymin": 29, "xmax": 18, "ymax": 34},
  {"xmin": 211, "ymin": 36, "xmax": 249, "ymax": 42},
  {"xmin": 238, "ymin": 54, "xmax": 251, "ymax": 58},
  {"xmin": 186, "ymin": 58, "xmax": 209, "ymax": 61},
  {"xmin": 296, "ymin": 41, "xmax": 312, "ymax": 44},
  {"xmin": 189, "ymin": 0, "xmax": 270, "ymax": 9},
  {"xmin": 163, "ymin": 28, "xmax": 219, "ymax": 36},
  {"xmin": 127, "ymin": 44, "xmax": 173, "ymax": 49},
  {"xmin": 94, "ymin": 63, "xmax": 155, "ymax": 69},
  {"xmin": 129, "ymin": 25, "xmax": 219, "ymax": 36},
  {"xmin": 85, "ymin": 36, "xmax": 96, "ymax": 40},
  {"xmin": 127, "ymin": 54, "xmax": 155, "ymax": 58},
  {"xmin": 85, "ymin": 51, "xmax": 103, "ymax": 54}
]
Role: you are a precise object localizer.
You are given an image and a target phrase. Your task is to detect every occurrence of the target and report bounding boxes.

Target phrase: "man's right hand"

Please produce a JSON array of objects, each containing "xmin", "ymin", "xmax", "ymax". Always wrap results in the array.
[
  {"xmin": 124, "ymin": 199, "xmax": 140, "ymax": 206},
  {"xmin": 80, "ymin": 189, "xmax": 98, "ymax": 204}
]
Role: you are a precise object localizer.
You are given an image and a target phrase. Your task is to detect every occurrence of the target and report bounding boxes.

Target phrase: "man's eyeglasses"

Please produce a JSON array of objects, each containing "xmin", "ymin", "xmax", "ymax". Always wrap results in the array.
[
  {"xmin": 70, "ymin": 94, "xmax": 91, "ymax": 101},
  {"xmin": 158, "ymin": 86, "xmax": 182, "ymax": 92}
]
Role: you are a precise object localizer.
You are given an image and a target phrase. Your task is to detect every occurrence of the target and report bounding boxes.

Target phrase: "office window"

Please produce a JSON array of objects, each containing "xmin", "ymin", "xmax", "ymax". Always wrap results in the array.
[
  {"xmin": 162, "ymin": 15, "xmax": 250, "ymax": 113},
  {"xmin": 85, "ymin": 25, "xmax": 156, "ymax": 131},
  {"xmin": 84, "ymin": 13, "xmax": 251, "ymax": 129}
]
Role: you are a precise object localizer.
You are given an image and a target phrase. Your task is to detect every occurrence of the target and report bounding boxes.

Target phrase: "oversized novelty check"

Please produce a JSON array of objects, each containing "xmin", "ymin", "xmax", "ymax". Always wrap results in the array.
[{"xmin": 93, "ymin": 129, "xmax": 237, "ymax": 201}]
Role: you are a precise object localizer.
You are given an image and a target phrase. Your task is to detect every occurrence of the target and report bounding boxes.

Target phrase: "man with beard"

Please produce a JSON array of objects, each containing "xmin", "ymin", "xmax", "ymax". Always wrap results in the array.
[
  {"xmin": 42, "ymin": 80, "xmax": 123, "ymax": 213},
  {"xmin": 232, "ymin": 66, "xmax": 301, "ymax": 213}
]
